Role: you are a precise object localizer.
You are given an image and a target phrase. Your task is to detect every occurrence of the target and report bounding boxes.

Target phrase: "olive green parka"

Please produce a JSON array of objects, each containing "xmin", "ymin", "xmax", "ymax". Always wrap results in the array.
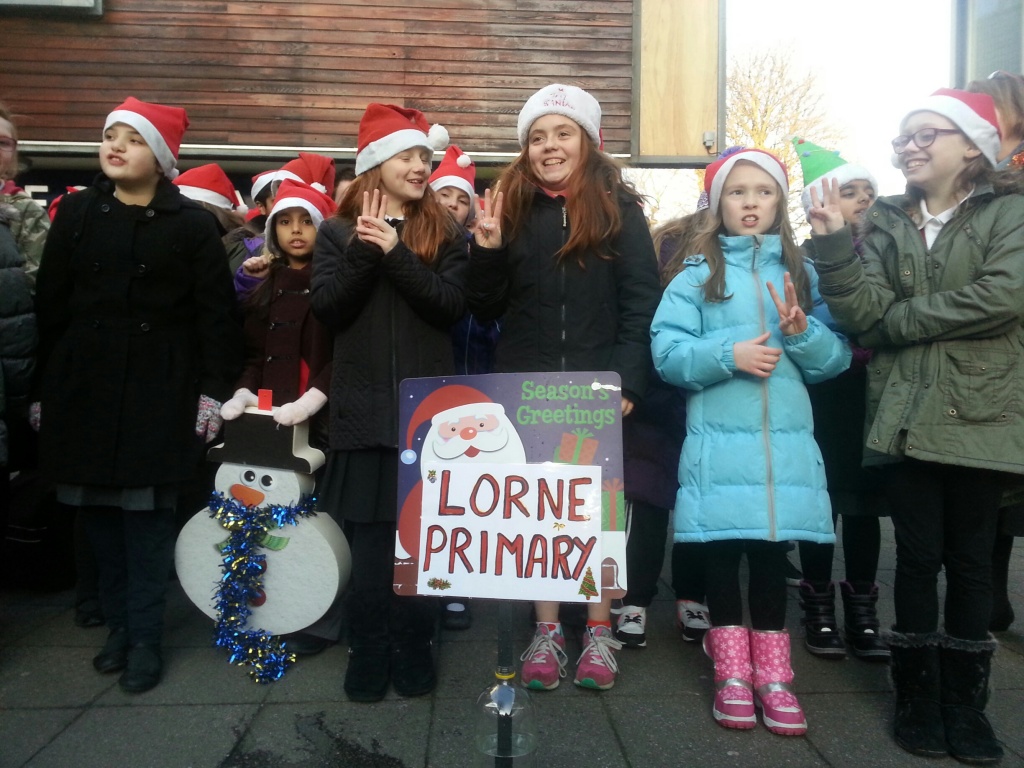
[{"xmin": 809, "ymin": 183, "xmax": 1024, "ymax": 475}]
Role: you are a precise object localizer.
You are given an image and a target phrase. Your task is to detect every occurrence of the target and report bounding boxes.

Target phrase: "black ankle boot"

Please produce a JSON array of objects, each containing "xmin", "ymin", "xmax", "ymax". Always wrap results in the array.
[
  {"xmin": 940, "ymin": 636, "xmax": 1003, "ymax": 764},
  {"xmin": 887, "ymin": 631, "xmax": 947, "ymax": 757},
  {"xmin": 798, "ymin": 581, "xmax": 846, "ymax": 659},
  {"xmin": 391, "ymin": 640, "xmax": 436, "ymax": 697},
  {"xmin": 92, "ymin": 627, "xmax": 129, "ymax": 673},
  {"xmin": 840, "ymin": 581, "xmax": 890, "ymax": 661},
  {"xmin": 344, "ymin": 646, "xmax": 390, "ymax": 702},
  {"xmin": 119, "ymin": 644, "xmax": 162, "ymax": 693}
]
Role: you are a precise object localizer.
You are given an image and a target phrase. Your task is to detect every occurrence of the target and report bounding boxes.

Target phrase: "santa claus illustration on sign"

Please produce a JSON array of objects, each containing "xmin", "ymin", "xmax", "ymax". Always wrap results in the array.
[{"xmin": 395, "ymin": 384, "xmax": 527, "ymax": 591}]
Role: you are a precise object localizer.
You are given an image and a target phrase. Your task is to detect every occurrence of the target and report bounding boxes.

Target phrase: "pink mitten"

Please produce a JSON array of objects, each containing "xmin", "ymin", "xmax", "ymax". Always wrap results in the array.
[
  {"xmin": 273, "ymin": 388, "xmax": 327, "ymax": 426},
  {"xmin": 220, "ymin": 388, "xmax": 258, "ymax": 420}
]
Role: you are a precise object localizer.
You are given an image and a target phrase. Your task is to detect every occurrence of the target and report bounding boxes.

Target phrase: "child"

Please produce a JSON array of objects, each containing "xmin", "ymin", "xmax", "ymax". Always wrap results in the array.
[
  {"xmin": 173, "ymin": 163, "xmax": 245, "ymax": 235},
  {"xmin": 427, "ymin": 145, "xmax": 493, "ymax": 631},
  {"xmin": 809, "ymin": 88, "xmax": 1024, "ymax": 763},
  {"xmin": 967, "ymin": 70, "xmax": 1024, "ymax": 633},
  {"xmin": 0, "ymin": 103, "xmax": 49, "ymax": 287},
  {"xmin": 220, "ymin": 179, "xmax": 337, "ymax": 653},
  {"xmin": 790, "ymin": 138, "xmax": 890, "ymax": 662},
  {"xmin": 310, "ymin": 103, "xmax": 466, "ymax": 702},
  {"xmin": 467, "ymin": 84, "xmax": 662, "ymax": 690},
  {"xmin": 651, "ymin": 148, "xmax": 851, "ymax": 736},
  {"xmin": 33, "ymin": 97, "xmax": 241, "ymax": 693}
]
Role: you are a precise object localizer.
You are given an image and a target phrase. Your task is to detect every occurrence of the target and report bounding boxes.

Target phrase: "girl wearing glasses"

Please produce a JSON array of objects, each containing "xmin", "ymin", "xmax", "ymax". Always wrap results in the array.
[
  {"xmin": 0, "ymin": 104, "xmax": 49, "ymax": 287},
  {"xmin": 808, "ymin": 88, "xmax": 1024, "ymax": 763}
]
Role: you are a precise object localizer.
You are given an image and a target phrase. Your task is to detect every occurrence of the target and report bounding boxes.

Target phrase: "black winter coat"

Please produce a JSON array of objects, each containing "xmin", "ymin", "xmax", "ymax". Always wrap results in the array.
[
  {"xmin": 465, "ymin": 189, "xmax": 661, "ymax": 400},
  {"xmin": 34, "ymin": 176, "xmax": 242, "ymax": 487},
  {"xmin": 310, "ymin": 218, "xmax": 467, "ymax": 450}
]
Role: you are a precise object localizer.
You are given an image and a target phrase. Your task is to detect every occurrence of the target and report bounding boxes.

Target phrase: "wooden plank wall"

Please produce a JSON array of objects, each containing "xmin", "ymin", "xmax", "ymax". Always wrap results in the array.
[{"xmin": 0, "ymin": 0, "xmax": 636, "ymax": 157}]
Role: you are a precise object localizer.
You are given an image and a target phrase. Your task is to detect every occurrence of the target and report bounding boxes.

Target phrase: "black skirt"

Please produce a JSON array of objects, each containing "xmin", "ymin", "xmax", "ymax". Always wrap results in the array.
[{"xmin": 317, "ymin": 447, "xmax": 399, "ymax": 524}]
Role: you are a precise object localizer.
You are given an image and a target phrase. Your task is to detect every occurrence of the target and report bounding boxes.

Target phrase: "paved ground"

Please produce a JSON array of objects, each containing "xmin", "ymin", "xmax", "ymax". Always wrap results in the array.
[{"xmin": 1, "ymin": 519, "xmax": 1022, "ymax": 768}]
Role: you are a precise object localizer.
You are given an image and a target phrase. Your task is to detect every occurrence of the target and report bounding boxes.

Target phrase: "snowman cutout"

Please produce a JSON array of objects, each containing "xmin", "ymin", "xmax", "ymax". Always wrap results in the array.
[{"xmin": 176, "ymin": 399, "xmax": 350, "ymax": 638}]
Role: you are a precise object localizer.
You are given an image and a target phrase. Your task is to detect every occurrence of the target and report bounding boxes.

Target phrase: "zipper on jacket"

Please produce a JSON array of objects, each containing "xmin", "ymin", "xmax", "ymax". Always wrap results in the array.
[
  {"xmin": 559, "ymin": 203, "xmax": 568, "ymax": 371},
  {"xmin": 751, "ymin": 240, "xmax": 777, "ymax": 540}
]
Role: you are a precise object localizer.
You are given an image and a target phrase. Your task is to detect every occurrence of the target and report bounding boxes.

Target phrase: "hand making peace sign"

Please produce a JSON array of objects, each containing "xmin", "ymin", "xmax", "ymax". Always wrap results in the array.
[{"xmin": 473, "ymin": 189, "xmax": 504, "ymax": 249}]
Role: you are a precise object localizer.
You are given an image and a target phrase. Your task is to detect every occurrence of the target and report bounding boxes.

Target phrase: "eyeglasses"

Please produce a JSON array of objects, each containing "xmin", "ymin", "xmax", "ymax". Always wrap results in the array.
[
  {"xmin": 0, "ymin": 138, "xmax": 16, "ymax": 153},
  {"xmin": 891, "ymin": 128, "xmax": 961, "ymax": 153}
]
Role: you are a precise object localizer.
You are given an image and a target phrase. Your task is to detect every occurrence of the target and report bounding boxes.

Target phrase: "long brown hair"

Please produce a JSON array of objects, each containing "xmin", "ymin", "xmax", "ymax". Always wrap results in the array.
[
  {"xmin": 493, "ymin": 134, "xmax": 640, "ymax": 264},
  {"xmin": 688, "ymin": 192, "xmax": 812, "ymax": 311},
  {"xmin": 335, "ymin": 165, "xmax": 460, "ymax": 263}
]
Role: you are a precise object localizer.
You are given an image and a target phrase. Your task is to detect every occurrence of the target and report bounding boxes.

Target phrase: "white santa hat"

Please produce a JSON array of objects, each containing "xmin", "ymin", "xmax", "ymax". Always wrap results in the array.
[
  {"xmin": 517, "ymin": 84, "xmax": 603, "ymax": 149},
  {"xmin": 898, "ymin": 88, "xmax": 1002, "ymax": 167},
  {"xmin": 173, "ymin": 163, "xmax": 239, "ymax": 210},
  {"xmin": 429, "ymin": 145, "xmax": 477, "ymax": 222},
  {"xmin": 355, "ymin": 103, "xmax": 449, "ymax": 176},
  {"xmin": 103, "ymin": 96, "xmax": 189, "ymax": 180},
  {"xmin": 704, "ymin": 148, "xmax": 789, "ymax": 216}
]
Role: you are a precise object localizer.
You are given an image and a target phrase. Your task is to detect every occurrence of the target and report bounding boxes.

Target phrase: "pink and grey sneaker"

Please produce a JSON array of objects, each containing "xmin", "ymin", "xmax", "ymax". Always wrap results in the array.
[
  {"xmin": 520, "ymin": 624, "xmax": 567, "ymax": 690},
  {"xmin": 574, "ymin": 625, "xmax": 623, "ymax": 690},
  {"xmin": 750, "ymin": 629, "xmax": 807, "ymax": 736}
]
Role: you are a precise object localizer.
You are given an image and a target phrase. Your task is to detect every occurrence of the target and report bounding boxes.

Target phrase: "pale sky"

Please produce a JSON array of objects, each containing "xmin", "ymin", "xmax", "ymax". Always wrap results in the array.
[{"xmin": 631, "ymin": 0, "xmax": 954, "ymax": 221}]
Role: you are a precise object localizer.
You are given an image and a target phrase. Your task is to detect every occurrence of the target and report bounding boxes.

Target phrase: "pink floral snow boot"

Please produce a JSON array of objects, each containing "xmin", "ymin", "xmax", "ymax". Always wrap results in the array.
[
  {"xmin": 703, "ymin": 625, "xmax": 756, "ymax": 729},
  {"xmin": 750, "ymin": 629, "xmax": 807, "ymax": 736}
]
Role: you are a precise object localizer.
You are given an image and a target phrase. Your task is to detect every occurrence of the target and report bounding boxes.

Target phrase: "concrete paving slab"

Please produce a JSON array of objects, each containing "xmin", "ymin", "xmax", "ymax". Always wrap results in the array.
[
  {"xmin": 0, "ymin": 708, "xmax": 81, "ymax": 768},
  {"xmin": 0, "ymin": 645, "xmax": 115, "ymax": 708}
]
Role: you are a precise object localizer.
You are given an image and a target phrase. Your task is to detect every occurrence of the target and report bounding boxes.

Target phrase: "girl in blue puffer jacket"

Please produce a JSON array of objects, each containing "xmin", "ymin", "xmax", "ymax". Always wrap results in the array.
[{"xmin": 651, "ymin": 149, "xmax": 851, "ymax": 737}]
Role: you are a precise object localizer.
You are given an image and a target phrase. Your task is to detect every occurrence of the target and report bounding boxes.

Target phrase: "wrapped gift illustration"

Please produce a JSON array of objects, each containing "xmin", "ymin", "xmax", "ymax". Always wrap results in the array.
[
  {"xmin": 554, "ymin": 427, "xmax": 599, "ymax": 465},
  {"xmin": 602, "ymin": 478, "xmax": 626, "ymax": 532}
]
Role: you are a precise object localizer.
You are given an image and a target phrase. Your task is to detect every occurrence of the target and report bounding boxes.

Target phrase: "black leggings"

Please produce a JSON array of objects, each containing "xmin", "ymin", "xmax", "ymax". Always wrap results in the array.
[
  {"xmin": 703, "ymin": 539, "xmax": 789, "ymax": 630},
  {"xmin": 799, "ymin": 513, "xmax": 881, "ymax": 587},
  {"xmin": 884, "ymin": 460, "xmax": 1003, "ymax": 641}
]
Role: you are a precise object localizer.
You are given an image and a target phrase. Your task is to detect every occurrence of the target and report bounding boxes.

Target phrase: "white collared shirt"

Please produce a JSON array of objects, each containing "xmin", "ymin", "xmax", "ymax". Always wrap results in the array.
[{"xmin": 918, "ymin": 188, "xmax": 973, "ymax": 249}]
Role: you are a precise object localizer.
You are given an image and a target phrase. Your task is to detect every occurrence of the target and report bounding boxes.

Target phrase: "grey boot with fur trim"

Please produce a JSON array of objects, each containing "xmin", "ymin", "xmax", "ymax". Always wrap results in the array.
[
  {"xmin": 886, "ymin": 630, "xmax": 947, "ymax": 757},
  {"xmin": 940, "ymin": 635, "xmax": 1003, "ymax": 765}
]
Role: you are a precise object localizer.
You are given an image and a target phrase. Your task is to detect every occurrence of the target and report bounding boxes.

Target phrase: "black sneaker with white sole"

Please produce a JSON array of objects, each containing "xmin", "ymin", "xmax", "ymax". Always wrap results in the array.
[{"xmin": 613, "ymin": 605, "xmax": 647, "ymax": 648}]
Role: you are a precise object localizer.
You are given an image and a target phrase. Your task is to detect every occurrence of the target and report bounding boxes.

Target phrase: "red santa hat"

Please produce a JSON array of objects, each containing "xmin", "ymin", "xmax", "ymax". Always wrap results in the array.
[
  {"xmin": 355, "ymin": 103, "xmax": 449, "ymax": 176},
  {"xmin": 47, "ymin": 186, "xmax": 83, "ymax": 222},
  {"xmin": 103, "ymin": 97, "xmax": 189, "ymax": 180},
  {"xmin": 704, "ymin": 148, "xmax": 789, "ymax": 216},
  {"xmin": 428, "ymin": 145, "xmax": 476, "ymax": 221},
  {"xmin": 279, "ymin": 152, "xmax": 336, "ymax": 195},
  {"xmin": 517, "ymin": 84, "xmax": 603, "ymax": 149},
  {"xmin": 403, "ymin": 385, "xmax": 495, "ymax": 460},
  {"xmin": 265, "ymin": 179, "xmax": 337, "ymax": 242},
  {"xmin": 898, "ymin": 88, "xmax": 1002, "ymax": 166},
  {"xmin": 173, "ymin": 163, "xmax": 238, "ymax": 210}
]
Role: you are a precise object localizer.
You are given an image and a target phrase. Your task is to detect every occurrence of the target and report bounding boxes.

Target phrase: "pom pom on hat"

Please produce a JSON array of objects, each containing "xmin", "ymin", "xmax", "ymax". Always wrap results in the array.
[
  {"xmin": 429, "ymin": 145, "xmax": 477, "ymax": 221},
  {"xmin": 280, "ymin": 152, "xmax": 336, "ymax": 195},
  {"xmin": 704, "ymin": 148, "xmax": 788, "ymax": 216},
  {"xmin": 517, "ymin": 83, "xmax": 603, "ymax": 149},
  {"xmin": 174, "ymin": 163, "xmax": 239, "ymax": 210},
  {"xmin": 899, "ymin": 88, "xmax": 1002, "ymax": 166},
  {"xmin": 791, "ymin": 137, "xmax": 878, "ymax": 217},
  {"xmin": 103, "ymin": 96, "xmax": 189, "ymax": 179},
  {"xmin": 264, "ymin": 179, "xmax": 337, "ymax": 255},
  {"xmin": 355, "ymin": 103, "xmax": 449, "ymax": 176}
]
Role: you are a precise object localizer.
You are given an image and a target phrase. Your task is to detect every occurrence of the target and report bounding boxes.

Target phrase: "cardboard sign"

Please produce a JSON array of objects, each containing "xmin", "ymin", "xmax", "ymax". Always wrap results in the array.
[{"xmin": 395, "ymin": 372, "xmax": 626, "ymax": 601}]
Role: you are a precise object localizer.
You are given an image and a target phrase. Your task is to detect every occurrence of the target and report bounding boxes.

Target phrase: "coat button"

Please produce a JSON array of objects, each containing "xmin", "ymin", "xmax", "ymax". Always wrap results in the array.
[
  {"xmin": 907, "ymin": 445, "xmax": 913, "ymax": 450},
  {"xmin": 923, "ymin": 383, "xmax": 929, "ymax": 388},
  {"xmin": 145, "ymin": 209, "xmax": 155, "ymax": 218},
  {"xmin": 140, "ymin": 322, "xmax": 151, "ymax": 332},
  {"xmin": 92, "ymin": 319, "xmax": 101, "ymax": 329},
  {"xmin": 903, "ymin": 270, "xmax": 911, "ymax": 276},
  {"xmin": 872, "ymin": 438, "xmax": 879, "ymax": 444},
  {"xmin": 949, "ymin": 408, "xmax": 957, "ymax": 416},
  {"xmin": 136, "ymin": 264, "xmax": 147, "ymax": 275},
  {"xmin": 92, "ymin": 262, "xmax": 101, "ymax": 272},
  {"xmin": 100, "ymin": 204, "xmax": 110, "ymax": 213}
]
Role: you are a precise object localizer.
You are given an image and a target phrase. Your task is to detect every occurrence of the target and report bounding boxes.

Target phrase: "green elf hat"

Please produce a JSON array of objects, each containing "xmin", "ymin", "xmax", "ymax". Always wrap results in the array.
[{"xmin": 792, "ymin": 136, "xmax": 877, "ymax": 216}]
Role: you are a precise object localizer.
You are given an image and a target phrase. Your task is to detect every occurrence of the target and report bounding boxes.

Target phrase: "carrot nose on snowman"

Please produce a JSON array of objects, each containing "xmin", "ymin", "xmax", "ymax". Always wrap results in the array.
[
  {"xmin": 230, "ymin": 484, "xmax": 265, "ymax": 508},
  {"xmin": 460, "ymin": 426, "xmax": 477, "ymax": 440}
]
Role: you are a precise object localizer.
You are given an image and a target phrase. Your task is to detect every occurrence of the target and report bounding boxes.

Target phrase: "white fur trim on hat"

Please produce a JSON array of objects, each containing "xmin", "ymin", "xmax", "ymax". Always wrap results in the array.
[
  {"xmin": 429, "ymin": 175, "xmax": 476, "ymax": 203},
  {"xmin": 176, "ymin": 185, "xmax": 235, "ymax": 210},
  {"xmin": 707, "ymin": 151, "xmax": 789, "ymax": 216},
  {"xmin": 356, "ymin": 128, "xmax": 437, "ymax": 176},
  {"xmin": 517, "ymin": 84, "xmax": 602, "ymax": 148},
  {"xmin": 104, "ymin": 109, "xmax": 178, "ymax": 180},
  {"xmin": 251, "ymin": 170, "xmax": 303, "ymax": 201},
  {"xmin": 901, "ymin": 93, "xmax": 1001, "ymax": 166},
  {"xmin": 800, "ymin": 164, "xmax": 878, "ymax": 216}
]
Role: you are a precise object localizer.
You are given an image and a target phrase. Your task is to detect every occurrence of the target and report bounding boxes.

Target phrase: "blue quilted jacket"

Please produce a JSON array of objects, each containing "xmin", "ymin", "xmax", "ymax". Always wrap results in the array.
[{"xmin": 651, "ymin": 233, "xmax": 851, "ymax": 544}]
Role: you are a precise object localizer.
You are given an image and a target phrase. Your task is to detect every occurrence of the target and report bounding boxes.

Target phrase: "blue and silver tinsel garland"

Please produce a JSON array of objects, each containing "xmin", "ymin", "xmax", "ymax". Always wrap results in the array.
[{"xmin": 207, "ymin": 491, "xmax": 319, "ymax": 683}]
